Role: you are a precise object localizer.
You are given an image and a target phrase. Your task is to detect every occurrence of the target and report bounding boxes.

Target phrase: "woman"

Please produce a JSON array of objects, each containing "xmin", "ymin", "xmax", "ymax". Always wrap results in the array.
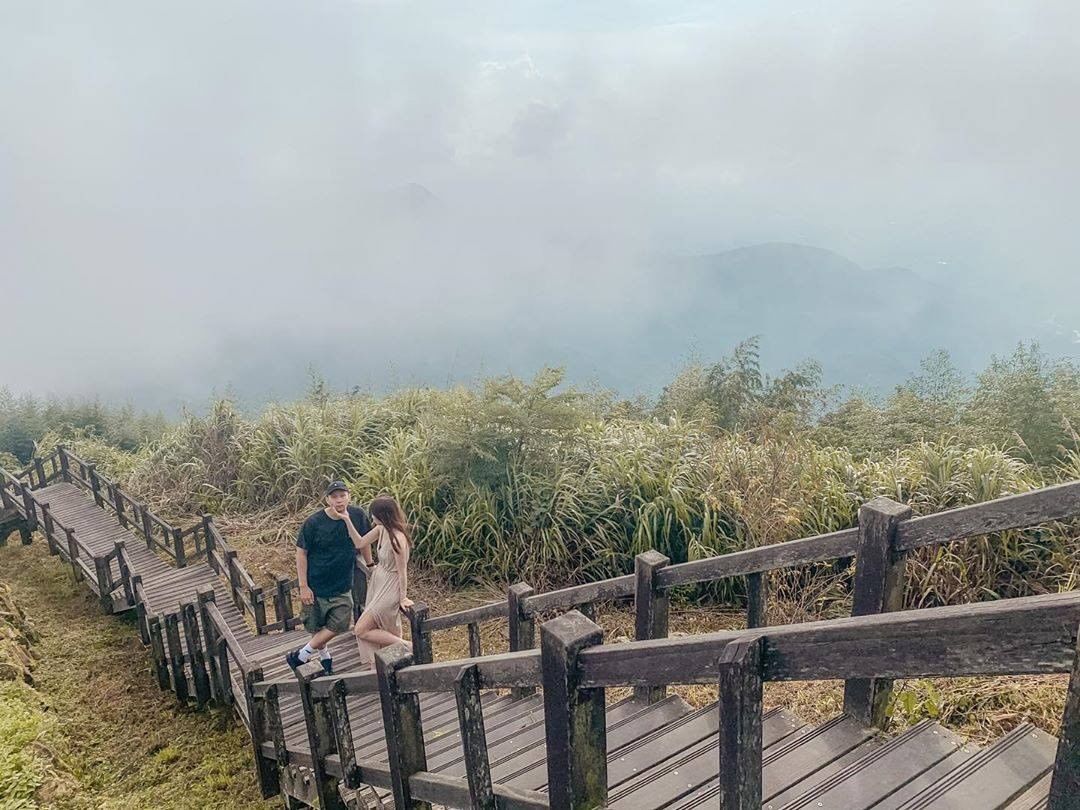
[{"xmin": 342, "ymin": 494, "xmax": 414, "ymax": 666}]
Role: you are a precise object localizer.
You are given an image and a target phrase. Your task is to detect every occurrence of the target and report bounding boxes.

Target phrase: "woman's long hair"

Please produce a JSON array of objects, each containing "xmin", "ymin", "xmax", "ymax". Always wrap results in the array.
[{"xmin": 369, "ymin": 495, "xmax": 411, "ymax": 555}]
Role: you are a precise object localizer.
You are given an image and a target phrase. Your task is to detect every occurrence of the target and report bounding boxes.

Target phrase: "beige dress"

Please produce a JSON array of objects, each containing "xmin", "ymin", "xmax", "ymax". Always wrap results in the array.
[{"xmin": 357, "ymin": 526, "xmax": 403, "ymax": 666}]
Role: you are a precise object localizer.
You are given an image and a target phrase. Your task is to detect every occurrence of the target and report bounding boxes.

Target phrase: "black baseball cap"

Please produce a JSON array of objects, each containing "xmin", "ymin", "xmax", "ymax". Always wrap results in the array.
[{"xmin": 325, "ymin": 480, "xmax": 349, "ymax": 496}]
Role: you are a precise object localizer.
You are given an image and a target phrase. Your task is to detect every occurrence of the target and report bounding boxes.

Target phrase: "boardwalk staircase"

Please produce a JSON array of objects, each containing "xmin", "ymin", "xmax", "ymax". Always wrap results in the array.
[{"xmin": 1, "ymin": 446, "xmax": 1078, "ymax": 809}]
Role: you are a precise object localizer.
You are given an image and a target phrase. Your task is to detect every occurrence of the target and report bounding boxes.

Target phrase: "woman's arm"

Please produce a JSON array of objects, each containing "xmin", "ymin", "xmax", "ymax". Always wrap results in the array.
[
  {"xmin": 396, "ymin": 537, "xmax": 411, "ymax": 608},
  {"xmin": 343, "ymin": 515, "xmax": 380, "ymax": 554}
]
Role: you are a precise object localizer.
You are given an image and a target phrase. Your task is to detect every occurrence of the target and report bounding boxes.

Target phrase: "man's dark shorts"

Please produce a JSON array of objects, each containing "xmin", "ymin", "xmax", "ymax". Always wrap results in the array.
[{"xmin": 302, "ymin": 591, "xmax": 354, "ymax": 634}]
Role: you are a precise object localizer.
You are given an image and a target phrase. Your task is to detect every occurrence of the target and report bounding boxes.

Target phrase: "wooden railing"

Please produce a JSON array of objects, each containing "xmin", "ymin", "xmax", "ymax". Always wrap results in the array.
[
  {"xmin": 234, "ymin": 482, "xmax": 1080, "ymax": 809},
  {"xmin": 414, "ymin": 483, "xmax": 1080, "ymax": 703},
  {"xmin": 6, "ymin": 447, "xmax": 273, "ymax": 634},
  {"xmin": 242, "ymin": 591, "xmax": 1080, "ymax": 810}
]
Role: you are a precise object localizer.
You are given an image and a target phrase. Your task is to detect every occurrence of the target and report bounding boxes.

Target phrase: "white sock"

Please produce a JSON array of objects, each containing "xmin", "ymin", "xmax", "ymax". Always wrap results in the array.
[
  {"xmin": 298, "ymin": 643, "xmax": 317, "ymax": 663},
  {"xmin": 320, "ymin": 647, "xmax": 332, "ymax": 661}
]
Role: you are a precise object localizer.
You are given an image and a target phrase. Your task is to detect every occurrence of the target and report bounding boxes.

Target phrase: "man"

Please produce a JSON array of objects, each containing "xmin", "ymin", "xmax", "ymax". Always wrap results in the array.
[{"xmin": 286, "ymin": 480, "xmax": 372, "ymax": 674}]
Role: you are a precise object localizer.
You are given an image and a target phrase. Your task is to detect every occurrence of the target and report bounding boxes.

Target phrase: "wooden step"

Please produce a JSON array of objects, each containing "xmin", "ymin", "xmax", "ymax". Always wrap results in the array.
[
  {"xmin": 665, "ymin": 714, "xmax": 879, "ymax": 810},
  {"xmin": 1003, "ymin": 773, "xmax": 1052, "ymax": 810},
  {"xmin": 605, "ymin": 708, "xmax": 806, "ymax": 809},
  {"xmin": 777, "ymin": 720, "xmax": 966, "ymax": 809},
  {"xmin": 891, "ymin": 723, "xmax": 1057, "ymax": 810}
]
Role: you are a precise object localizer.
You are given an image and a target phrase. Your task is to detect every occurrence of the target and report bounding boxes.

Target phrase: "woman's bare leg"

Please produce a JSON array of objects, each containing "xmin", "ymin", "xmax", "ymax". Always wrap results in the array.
[{"xmin": 354, "ymin": 612, "xmax": 410, "ymax": 656}]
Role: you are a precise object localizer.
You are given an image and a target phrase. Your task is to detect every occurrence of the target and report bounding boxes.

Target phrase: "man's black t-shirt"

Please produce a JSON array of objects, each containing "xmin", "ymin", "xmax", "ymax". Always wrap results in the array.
[{"xmin": 296, "ymin": 505, "xmax": 371, "ymax": 597}]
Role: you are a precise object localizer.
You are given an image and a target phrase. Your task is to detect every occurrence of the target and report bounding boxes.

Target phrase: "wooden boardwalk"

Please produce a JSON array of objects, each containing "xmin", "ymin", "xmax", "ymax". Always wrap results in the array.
[{"xmin": 2, "ymin": 449, "xmax": 1077, "ymax": 810}]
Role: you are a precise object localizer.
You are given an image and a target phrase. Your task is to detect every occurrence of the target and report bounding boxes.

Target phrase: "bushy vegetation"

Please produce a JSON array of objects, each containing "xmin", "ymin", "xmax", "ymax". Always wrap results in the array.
[{"xmin": 8, "ymin": 342, "xmax": 1080, "ymax": 603}]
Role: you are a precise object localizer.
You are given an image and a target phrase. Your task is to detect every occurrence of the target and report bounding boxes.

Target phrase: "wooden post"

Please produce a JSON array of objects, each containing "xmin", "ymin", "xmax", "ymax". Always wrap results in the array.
[
  {"xmin": 65, "ymin": 528, "xmax": 82, "ymax": 581},
  {"xmin": 115, "ymin": 542, "xmax": 134, "ymax": 606},
  {"xmin": 540, "ymin": 611, "xmax": 607, "ymax": 810},
  {"xmin": 181, "ymin": 602, "xmax": 211, "ymax": 708},
  {"xmin": 196, "ymin": 588, "xmax": 223, "ymax": 704},
  {"xmin": 88, "ymin": 464, "xmax": 103, "ymax": 507},
  {"xmin": 40, "ymin": 503, "xmax": 58, "ymax": 555},
  {"xmin": 201, "ymin": 515, "xmax": 216, "ymax": 571},
  {"xmin": 172, "ymin": 527, "xmax": 186, "ymax": 567},
  {"xmin": 141, "ymin": 507, "xmax": 153, "ymax": 549},
  {"xmin": 34, "ymin": 457, "xmax": 46, "ymax": 488},
  {"xmin": 468, "ymin": 623, "xmax": 482, "ymax": 658},
  {"xmin": 94, "ymin": 555, "xmax": 113, "ymax": 613},
  {"xmin": 132, "ymin": 575, "xmax": 149, "ymax": 645},
  {"xmin": 245, "ymin": 666, "xmax": 283, "ymax": 798},
  {"xmin": 634, "ymin": 551, "xmax": 670, "ymax": 703},
  {"xmin": 718, "ymin": 636, "xmax": 765, "ymax": 810},
  {"xmin": 327, "ymin": 679, "xmax": 361, "ymax": 789},
  {"xmin": 406, "ymin": 602, "xmax": 432, "ymax": 664},
  {"xmin": 113, "ymin": 486, "xmax": 127, "ymax": 528},
  {"xmin": 0, "ymin": 480, "xmax": 13, "ymax": 511},
  {"xmin": 747, "ymin": 571, "xmax": 767, "ymax": 629},
  {"xmin": 58, "ymin": 447, "xmax": 70, "ymax": 482},
  {"xmin": 508, "ymin": 582, "xmax": 536, "ymax": 699},
  {"xmin": 1049, "ymin": 621, "xmax": 1080, "ymax": 809},
  {"xmin": 225, "ymin": 550, "xmax": 242, "ymax": 609},
  {"xmin": 455, "ymin": 664, "xmax": 496, "ymax": 810},
  {"xmin": 296, "ymin": 662, "xmax": 347, "ymax": 810},
  {"xmin": 21, "ymin": 487, "xmax": 37, "ymax": 530},
  {"xmin": 250, "ymin": 588, "xmax": 267, "ymax": 635},
  {"xmin": 266, "ymin": 685, "xmax": 309, "ymax": 807},
  {"xmin": 843, "ymin": 496, "xmax": 912, "ymax": 728},
  {"xmin": 275, "ymin": 576, "xmax": 294, "ymax": 628},
  {"xmin": 147, "ymin": 615, "xmax": 171, "ymax": 690},
  {"xmin": 164, "ymin": 612, "xmax": 189, "ymax": 704},
  {"xmin": 376, "ymin": 643, "xmax": 430, "ymax": 810},
  {"xmin": 215, "ymin": 638, "xmax": 233, "ymax": 705}
]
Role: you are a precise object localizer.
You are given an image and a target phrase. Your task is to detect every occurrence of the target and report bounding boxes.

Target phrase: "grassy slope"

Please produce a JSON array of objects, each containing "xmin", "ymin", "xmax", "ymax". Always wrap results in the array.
[{"xmin": 0, "ymin": 539, "xmax": 275, "ymax": 810}]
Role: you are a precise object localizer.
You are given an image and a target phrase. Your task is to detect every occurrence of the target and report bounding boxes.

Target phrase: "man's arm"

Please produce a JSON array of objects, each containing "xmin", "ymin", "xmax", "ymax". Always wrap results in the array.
[{"xmin": 296, "ymin": 547, "xmax": 314, "ymax": 605}]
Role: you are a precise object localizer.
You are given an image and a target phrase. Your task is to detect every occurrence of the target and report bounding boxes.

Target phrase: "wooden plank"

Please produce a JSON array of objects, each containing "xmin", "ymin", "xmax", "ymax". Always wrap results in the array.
[
  {"xmin": 327, "ymin": 678, "xmax": 361, "ymax": 789},
  {"xmin": 454, "ymin": 664, "xmax": 495, "ymax": 810},
  {"xmin": 844, "ymin": 496, "xmax": 911, "ymax": 727},
  {"xmin": 376, "ymin": 644, "xmax": 431, "ymax": 810},
  {"xmin": 634, "ymin": 551, "xmax": 670, "ymax": 703},
  {"xmin": 407, "ymin": 602, "xmax": 433, "ymax": 665},
  {"xmin": 1049, "ymin": 620, "xmax": 1080, "ymax": 809},
  {"xmin": 577, "ymin": 591, "xmax": 1080, "ymax": 687},
  {"xmin": 717, "ymin": 637, "xmax": 763, "ymax": 810},
  {"xmin": 468, "ymin": 622, "xmax": 482, "ymax": 658},
  {"xmin": 897, "ymin": 479, "xmax": 1080, "ymax": 551},
  {"xmin": 181, "ymin": 601, "xmax": 211, "ymax": 708},
  {"xmin": 523, "ymin": 574, "xmax": 635, "ymax": 614},
  {"xmin": 244, "ymin": 666, "xmax": 282, "ymax": 798},
  {"xmin": 296, "ymin": 662, "xmax": 347, "ymax": 809},
  {"xmin": 395, "ymin": 650, "xmax": 542, "ymax": 694},
  {"xmin": 147, "ymin": 615, "xmax": 171, "ymax": 690},
  {"xmin": 424, "ymin": 601, "xmax": 508, "ymax": 632},
  {"xmin": 746, "ymin": 571, "xmax": 767, "ymax": 629},
  {"xmin": 509, "ymin": 582, "xmax": 536, "ymax": 700},
  {"xmin": 540, "ymin": 611, "xmax": 606, "ymax": 810},
  {"xmin": 409, "ymin": 772, "xmax": 549, "ymax": 810},
  {"xmin": 657, "ymin": 528, "xmax": 860, "ymax": 589}
]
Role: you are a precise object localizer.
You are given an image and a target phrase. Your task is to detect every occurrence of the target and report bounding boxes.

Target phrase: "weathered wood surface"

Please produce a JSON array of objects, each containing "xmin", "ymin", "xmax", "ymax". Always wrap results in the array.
[
  {"xmin": 541, "ymin": 612, "xmax": 607, "ymax": 810},
  {"xmin": 7, "ymin": 470, "xmax": 1075, "ymax": 810},
  {"xmin": 897, "ymin": 479, "xmax": 1080, "ymax": 551},
  {"xmin": 657, "ymin": 527, "xmax": 860, "ymax": 589},
  {"xmin": 843, "ymin": 497, "xmax": 911, "ymax": 728},
  {"xmin": 523, "ymin": 574, "xmax": 635, "ymax": 614},
  {"xmin": 577, "ymin": 590, "xmax": 1080, "ymax": 687},
  {"xmin": 717, "ymin": 637, "xmax": 764, "ymax": 810}
]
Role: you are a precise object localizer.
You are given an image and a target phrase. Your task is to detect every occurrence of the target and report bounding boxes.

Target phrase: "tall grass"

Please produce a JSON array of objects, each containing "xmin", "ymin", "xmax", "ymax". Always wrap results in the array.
[{"xmin": 64, "ymin": 380, "xmax": 1073, "ymax": 608}]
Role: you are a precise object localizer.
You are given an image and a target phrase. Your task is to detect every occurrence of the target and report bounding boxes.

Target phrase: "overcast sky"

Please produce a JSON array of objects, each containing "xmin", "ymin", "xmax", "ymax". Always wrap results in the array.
[{"xmin": 2, "ymin": 1, "xmax": 1078, "ymax": 410}]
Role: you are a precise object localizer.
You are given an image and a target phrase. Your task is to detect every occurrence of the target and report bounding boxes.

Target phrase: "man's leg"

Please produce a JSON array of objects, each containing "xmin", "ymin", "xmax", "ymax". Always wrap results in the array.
[{"xmin": 307, "ymin": 627, "xmax": 337, "ymax": 651}]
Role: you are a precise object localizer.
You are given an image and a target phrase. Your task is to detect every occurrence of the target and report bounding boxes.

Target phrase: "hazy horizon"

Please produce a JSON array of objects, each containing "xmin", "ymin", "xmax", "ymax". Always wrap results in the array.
[{"xmin": 3, "ymin": 2, "xmax": 1078, "ymax": 412}]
